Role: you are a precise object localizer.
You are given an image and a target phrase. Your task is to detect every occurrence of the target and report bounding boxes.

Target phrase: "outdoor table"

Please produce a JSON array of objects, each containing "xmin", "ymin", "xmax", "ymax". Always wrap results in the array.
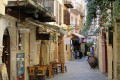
[
  {"xmin": 34, "ymin": 65, "xmax": 52, "ymax": 78},
  {"xmin": 52, "ymin": 62, "xmax": 64, "ymax": 73}
]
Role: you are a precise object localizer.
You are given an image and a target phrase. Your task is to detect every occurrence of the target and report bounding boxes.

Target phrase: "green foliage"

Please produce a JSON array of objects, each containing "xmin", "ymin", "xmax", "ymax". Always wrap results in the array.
[
  {"xmin": 86, "ymin": 42, "xmax": 93, "ymax": 48},
  {"xmin": 94, "ymin": 27, "xmax": 100, "ymax": 34},
  {"xmin": 83, "ymin": 0, "xmax": 120, "ymax": 36},
  {"xmin": 51, "ymin": 33, "xmax": 57, "ymax": 43}
]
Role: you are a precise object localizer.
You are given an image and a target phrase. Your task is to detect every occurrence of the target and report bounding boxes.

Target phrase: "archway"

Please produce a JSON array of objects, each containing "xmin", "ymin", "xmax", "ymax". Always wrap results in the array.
[{"xmin": 2, "ymin": 28, "xmax": 10, "ymax": 80}]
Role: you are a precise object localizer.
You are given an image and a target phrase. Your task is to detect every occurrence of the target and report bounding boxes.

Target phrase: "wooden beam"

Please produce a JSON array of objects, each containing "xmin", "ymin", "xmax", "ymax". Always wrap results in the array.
[
  {"xmin": 8, "ymin": 1, "xmax": 28, "ymax": 7},
  {"xmin": 6, "ymin": 8, "xmax": 25, "ymax": 20}
]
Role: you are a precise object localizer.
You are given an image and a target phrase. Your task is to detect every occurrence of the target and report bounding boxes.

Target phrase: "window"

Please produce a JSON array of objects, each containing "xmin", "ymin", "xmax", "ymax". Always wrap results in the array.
[{"xmin": 75, "ymin": 18, "xmax": 77, "ymax": 26}]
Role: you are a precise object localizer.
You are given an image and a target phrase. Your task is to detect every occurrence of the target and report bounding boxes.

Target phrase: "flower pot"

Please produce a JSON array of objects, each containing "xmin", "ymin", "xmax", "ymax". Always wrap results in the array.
[{"xmin": 88, "ymin": 56, "xmax": 97, "ymax": 68}]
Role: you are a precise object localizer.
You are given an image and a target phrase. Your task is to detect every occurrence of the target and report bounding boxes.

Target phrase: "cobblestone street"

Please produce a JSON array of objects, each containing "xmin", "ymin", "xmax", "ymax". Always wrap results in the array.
[{"xmin": 47, "ymin": 57, "xmax": 111, "ymax": 80}]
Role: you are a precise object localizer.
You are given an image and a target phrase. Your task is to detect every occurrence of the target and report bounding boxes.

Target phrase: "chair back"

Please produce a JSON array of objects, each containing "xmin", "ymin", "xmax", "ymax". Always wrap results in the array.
[
  {"xmin": 36, "ymin": 67, "xmax": 46, "ymax": 76},
  {"xmin": 27, "ymin": 67, "xmax": 36, "ymax": 75}
]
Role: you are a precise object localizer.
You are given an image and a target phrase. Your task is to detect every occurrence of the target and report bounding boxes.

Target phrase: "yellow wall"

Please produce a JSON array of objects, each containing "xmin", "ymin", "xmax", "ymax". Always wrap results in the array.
[
  {"xmin": 98, "ymin": 34, "xmax": 103, "ymax": 72},
  {"xmin": 0, "ymin": 0, "xmax": 5, "ymax": 15},
  {"xmin": 106, "ymin": 32, "xmax": 113, "ymax": 79},
  {"xmin": 42, "ymin": 40, "xmax": 50, "ymax": 65},
  {"xmin": 113, "ymin": 19, "xmax": 120, "ymax": 80}
]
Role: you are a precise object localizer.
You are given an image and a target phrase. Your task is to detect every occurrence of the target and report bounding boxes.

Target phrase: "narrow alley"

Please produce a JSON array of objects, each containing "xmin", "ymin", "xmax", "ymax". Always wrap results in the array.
[
  {"xmin": 48, "ymin": 57, "xmax": 111, "ymax": 80},
  {"xmin": 1, "ymin": 0, "xmax": 120, "ymax": 80}
]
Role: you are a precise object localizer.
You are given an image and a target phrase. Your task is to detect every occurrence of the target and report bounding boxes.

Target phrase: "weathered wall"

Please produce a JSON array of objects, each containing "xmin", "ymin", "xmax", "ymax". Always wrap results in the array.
[
  {"xmin": 30, "ymin": 27, "xmax": 40, "ymax": 66},
  {"xmin": 106, "ymin": 32, "xmax": 113, "ymax": 79},
  {"xmin": 0, "ymin": 15, "xmax": 18, "ymax": 80},
  {"xmin": 0, "ymin": 0, "xmax": 8, "ymax": 15},
  {"xmin": 98, "ymin": 34, "xmax": 103, "ymax": 72},
  {"xmin": 61, "ymin": 35, "xmax": 66, "ymax": 63},
  {"xmin": 42, "ymin": 40, "xmax": 50, "ymax": 65},
  {"xmin": 113, "ymin": 19, "xmax": 120, "ymax": 80},
  {"xmin": 0, "ymin": 15, "xmax": 44, "ymax": 80}
]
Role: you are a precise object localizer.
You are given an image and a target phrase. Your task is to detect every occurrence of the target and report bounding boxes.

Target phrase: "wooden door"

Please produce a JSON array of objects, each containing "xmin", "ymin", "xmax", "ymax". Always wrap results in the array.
[
  {"xmin": 2, "ymin": 35, "xmax": 10, "ymax": 80},
  {"xmin": 58, "ymin": 37, "xmax": 62, "ymax": 62}
]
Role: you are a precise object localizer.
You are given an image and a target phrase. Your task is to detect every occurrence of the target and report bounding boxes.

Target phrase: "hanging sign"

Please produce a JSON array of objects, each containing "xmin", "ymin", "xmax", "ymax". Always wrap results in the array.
[{"xmin": 65, "ymin": 37, "xmax": 70, "ymax": 45}]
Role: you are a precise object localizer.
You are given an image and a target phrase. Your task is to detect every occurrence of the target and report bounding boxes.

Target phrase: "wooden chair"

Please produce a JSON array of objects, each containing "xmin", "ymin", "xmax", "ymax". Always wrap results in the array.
[
  {"xmin": 50, "ymin": 62, "xmax": 58, "ymax": 75},
  {"xmin": 58, "ymin": 65, "xmax": 67, "ymax": 72},
  {"xmin": 36, "ymin": 67, "xmax": 46, "ymax": 80},
  {"xmin": 27, "ymin": 67, "xmax": 37, "ymax": 80}
]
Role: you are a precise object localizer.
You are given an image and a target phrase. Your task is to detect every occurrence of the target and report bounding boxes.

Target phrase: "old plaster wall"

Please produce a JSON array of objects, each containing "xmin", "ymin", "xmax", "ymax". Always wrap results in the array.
[
  {"xmin": 0, "ymin": 15, "xmax": 41, "ymax": 80},
  {"xmin": 42, "ymin": 40, "xmax": 50, "ymax": 65},
  {"xmin": 61, "ymin": 35, "xmax": 66, "ymax": 63},
  {"xmin": 30, "ymin": 27, "xmax": 40, "ymax": 66},
  {"xmin": 50, "ymin": 41, "xmax": 55, "ymax": 62},
  {"xmin": 0, "ymin": 15, "xmax": 18, "ymax": 80},
  {"xmin": 98, "ymin": 34, "xmax": 103, "ymax": 72},
  {"xmin": 106, "ymin": 33, "xmax": 113, "ymax": 79},
  {"xmin": 113, "ymin": 19, "xmax": 120, "ymax": 80}
]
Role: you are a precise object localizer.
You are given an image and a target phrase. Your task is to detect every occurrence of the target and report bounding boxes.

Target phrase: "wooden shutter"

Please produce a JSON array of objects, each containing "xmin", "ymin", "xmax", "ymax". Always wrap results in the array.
[
  {"xmin": 56, "ymin": 1, "xmax": 59, "ymax": 24},
  {"xmin": 64, "ymin": 9, "xmax": 70, "ymax": 25},
  {"xmin": 59, "ymin": 3, "xmax": 62, "ymax": 25}
]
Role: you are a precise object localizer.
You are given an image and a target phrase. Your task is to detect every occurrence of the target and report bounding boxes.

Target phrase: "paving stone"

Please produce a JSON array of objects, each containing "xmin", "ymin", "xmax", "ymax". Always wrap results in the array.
[{"xmin": 47, "ymin": 57, "xmax": 111, "ymax": 80}]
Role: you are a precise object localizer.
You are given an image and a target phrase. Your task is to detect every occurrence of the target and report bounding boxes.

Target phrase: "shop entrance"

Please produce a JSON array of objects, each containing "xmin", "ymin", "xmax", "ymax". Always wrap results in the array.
[{"xmin": 2, "ymin": 28, "xmax": 10, "ymax": 80}]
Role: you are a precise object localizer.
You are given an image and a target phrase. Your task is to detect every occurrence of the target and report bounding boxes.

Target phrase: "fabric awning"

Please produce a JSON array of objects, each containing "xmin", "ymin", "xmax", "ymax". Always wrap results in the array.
[{"xmin": 72, "ymin": 33, "xmax": 85, "ymax": 38}]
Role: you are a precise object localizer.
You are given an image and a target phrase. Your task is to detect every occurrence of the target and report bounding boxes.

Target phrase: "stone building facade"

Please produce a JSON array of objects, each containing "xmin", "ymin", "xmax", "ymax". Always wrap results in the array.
[{"xmin": 0, "ymin": 0, "xmax": 70, "ymax": 80}]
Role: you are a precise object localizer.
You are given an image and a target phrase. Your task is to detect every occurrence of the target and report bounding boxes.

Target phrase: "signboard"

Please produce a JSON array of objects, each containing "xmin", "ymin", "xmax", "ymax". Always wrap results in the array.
[
  {"xmin": 16, "ymin": 53, "xmax": 25, "ymax": 80},
  {"xmin": 65, "ymin": 37, "xmax": 70, "ymax": 45}
]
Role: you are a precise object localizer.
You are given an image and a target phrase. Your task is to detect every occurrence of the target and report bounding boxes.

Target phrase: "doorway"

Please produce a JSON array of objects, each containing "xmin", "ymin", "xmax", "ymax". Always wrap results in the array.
[
  {"xmin": 2, "ymin": 28, "xmax": 10, "ymax": 80},
  {"xmin": 104, "ymin": 33, "xmax": 108, "ymax": 73},
  {"xmin": 58, "ymin": 36, "xmax": 62, "ymax": 62}
]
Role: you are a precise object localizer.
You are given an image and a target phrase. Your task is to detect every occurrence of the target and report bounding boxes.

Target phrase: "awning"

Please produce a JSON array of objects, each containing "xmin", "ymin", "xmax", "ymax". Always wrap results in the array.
[
  {"xmin": 28, "ymin": 20, "xmax": 66, "ymax": 34},
  {"xmin": 72, "ymin": 33, "xmax": 85, "ymax": 38}
]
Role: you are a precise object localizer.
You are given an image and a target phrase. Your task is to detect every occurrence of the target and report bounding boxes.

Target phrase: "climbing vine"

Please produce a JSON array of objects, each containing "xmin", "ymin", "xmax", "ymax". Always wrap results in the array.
[
  {"xmin": 83, "ymin": 0, "xmax": 120, "ymax": 36},
  {"xmin": 51, "ymin": 33, "xmax": 57, "ymax": 43}
]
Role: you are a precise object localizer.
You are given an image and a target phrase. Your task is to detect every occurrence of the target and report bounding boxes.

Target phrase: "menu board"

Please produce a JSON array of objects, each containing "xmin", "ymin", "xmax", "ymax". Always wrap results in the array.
[{"xmin": 17, "ymin": 53, "xmax": 25, "ymax": 80}]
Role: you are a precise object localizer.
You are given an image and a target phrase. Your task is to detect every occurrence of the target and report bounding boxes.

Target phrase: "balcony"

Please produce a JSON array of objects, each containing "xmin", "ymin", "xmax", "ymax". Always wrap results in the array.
[
  {"xmin": 6, "ymin": 0, "xmax": 55, "ymax": 22},
  {"xmin": 33, "ymin": 0, "xmax": 54, "ymax": 14},
  {"xmin": 64, "ymin": 0, "xmax": 73, "ymax": 8}
]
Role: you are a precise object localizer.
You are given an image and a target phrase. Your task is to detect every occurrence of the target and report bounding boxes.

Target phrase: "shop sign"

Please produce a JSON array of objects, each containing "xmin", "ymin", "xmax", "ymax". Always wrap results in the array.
[
  {"xmin": 65, "ymin": 37, "xmax": 70, "ymax": 45},
  {"xmin": 16, "ymin": 53, "xmax": 25, "ymax": 80}
]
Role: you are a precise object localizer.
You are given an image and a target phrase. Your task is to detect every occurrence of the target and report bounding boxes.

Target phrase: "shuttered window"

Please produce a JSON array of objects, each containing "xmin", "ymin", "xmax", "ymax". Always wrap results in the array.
[
  {"xmin": 56, "ymin": 1, "xmax": 59, "ymax": 24},
  {"xmin": 64, "ymin": 9, "xmax": 70, "ymax": 25},
  {"xmin": 59, "ymin": 4, "xmax": 62, "ymax": 25}
]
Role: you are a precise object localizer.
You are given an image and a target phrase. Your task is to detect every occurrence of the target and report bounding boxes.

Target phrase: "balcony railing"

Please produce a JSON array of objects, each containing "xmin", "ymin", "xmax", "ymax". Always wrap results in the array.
[
  {"xmin": 7, "ymin": 0, "xmax": 55, "ymax": 22},
  {"xmin": 33, "ymin": 0, "xmax": 54, "ymax": 14},
  {"xmin": 64, "ymin": 0, "xmax": 73, "ymax": 8}
]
